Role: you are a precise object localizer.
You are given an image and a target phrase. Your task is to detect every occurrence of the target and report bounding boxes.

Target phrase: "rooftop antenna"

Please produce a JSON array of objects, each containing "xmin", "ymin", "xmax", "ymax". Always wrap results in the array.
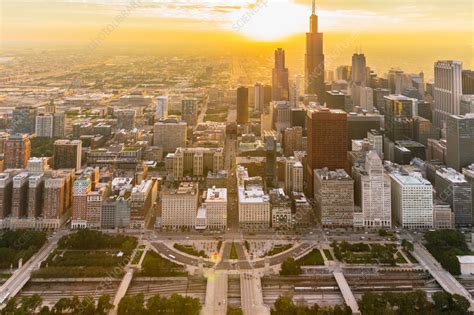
[{"xmin": 312, "ymin": 0, "xmax": 315, "ymax": 15}]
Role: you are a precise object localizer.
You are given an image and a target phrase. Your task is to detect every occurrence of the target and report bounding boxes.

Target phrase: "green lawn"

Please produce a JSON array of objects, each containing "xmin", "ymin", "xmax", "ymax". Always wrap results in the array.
[
  {"xmin": 140, "ymin": 251, "xmax": 187, "ymax": 277},
  {"xmin": 297, "ymin": 249, "xmax": 325, "ymax": 266},
  {"xmin": 174, "ymin": 244, "xmax": 208, "ymax": 258},
  {"xmin": 323, "ymin": 249, "xmax": 334, "ymax": 261},
  {"xmin": 263, "ymin": 244, "xmax": 292, "ymax": 257},
  {"xmin": 229, "ymin": 243, "xmax": 238, "ymax": 260}
]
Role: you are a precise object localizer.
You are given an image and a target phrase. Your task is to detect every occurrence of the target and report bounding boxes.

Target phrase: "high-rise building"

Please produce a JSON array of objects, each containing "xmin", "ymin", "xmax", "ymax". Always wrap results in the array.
[
  {"xmin": 53, "ymin": 112, "xmax": 66, "ymax": 138},
  {"xmin": 390, "ymin": 173, "xmax": 433, "ymax": 229},
  {"xmin": 272, "ymin": 101, "xmax": 292, "ymax": 133},
  {"xmin": 28, "ymin": 174, "xmax": 44, "ymax": 218},
  {"xmin": 203, "ymin": 187, "xmax": 227, "ymax": 230},
  {"xmin": 359, "ymin": 86, "xmax": 374, "ymax": 111},
  {"xmin": 285, "ymin": 157, "xmax": 303, "ymax": 194},
  {"xmin": 384, "ymin": 95, "xmax": 417, "ymax": 141},
  {"xmin": 435, "ymin": 168, "xmax": 472, "ymax": 227},
  {"xmin": 446, "ymin": 114, "xmax": 474, "ymax": 171},
  {"xmin": 272, "ymin": 48, "xmax": 289, "ymax": 101},
  {"xmin": 0, "ymin": 173, "xmax": 13, "ymax": 219},
  {"xmin": 170, "ymin": 147, "xmax": 224, "ymax": 180},
  {"xmin": 153, "ymin": 118, "xmax": 187, "ymax": 153},
  {"xmin": 433, "ymin": 60, "xmax": 463, "ymax": 129},
  {"xmin": 462, "ymin": 70, "xmax": 474, "ymax": 95},
  {"xmin": 161, "ymin": 182, "xmax": 199, "ymax": 229},
  {"xmin": 254, "ymin": 83, "xmax": 265, "ymax": 112},
  {"xmin": 156, "ymin": 96, "xmax": 168, "ymax": 120},
  {"xmin": 237, "ymin": 86, "xmax": 249, "ymax": 125},
  {"xmin": 35, "ymin": 114, "xmax": 54, "ymax": 138},
  {"xmin": 347, "ymin": 112, "xmax": 382, "ymax": 150},
  {"xmin": 314, "ymin": 168, "xmax": 354, "ymax": 227},
  {"xmin": 367, "ymin": 129, "xmax": 383, "ymax": 159},
  {"xmin": 351, "ymin": 53, "xmax": 367, "ymax": 85},
  {"xmin": 43, "ymin": 176, "xmax": 65, "ymax": 225},
  {"xmin": 11, "ymin": 173, "xmax": 29, "ymax": 218},
  {"xmin": 283, "ymin": 127, "xmax": 303, "ymax": 156},
  {"xmin": 325, "ymin": 90, "xmax": 345, "ymax": 111},
  {"xmin": 460, "ymin": 95, "xmax": 474, "ymax": 115},
  {"xmin": 53, "ymin": 140, "xmax": 82, "ymax": 171},
  {"xmin": 4, "ymin": 134, "xmax": 31, "ymax": 170},
  {"xmin": 115, "ymin": 109, "xmax": 136, "ymax": 130},
  {"xmin": 306, "ymin": 107, "xmax": 348, "ymax": 194},
  {"xmin": 373, "ymin": 88, "xmax": 390, "ymax": 113},
  {"xmin": 463, "ymin": 165, "xmax": 474, "ymax": 222},
  {"xmin": 305, "ymin": 0, "xmax": 325, "ymax": 103},
  {"xmin": 181, "ymin": 98, "xmax": 199, "ymax": 126},
  {"xmin": 11, "ymin": 106, "xmax": 37, "ymax": 134},
  {"xmin": 71, "ymin": 176, "xmax": 91, "ymax": 229},
  {"xmin": 352, "ymin": 151, "xmax": 391, "ymax": 228},
  {"xmin": 130, "ymin": 179, "xmax": 157, "ymax": 229}
]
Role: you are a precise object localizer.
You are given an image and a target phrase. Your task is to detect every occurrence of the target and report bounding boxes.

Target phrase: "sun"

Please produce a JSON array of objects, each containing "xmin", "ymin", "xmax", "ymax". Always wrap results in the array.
[{"xmin": 231, "ymin": 1, "xmax": 309, "ymax": 41}]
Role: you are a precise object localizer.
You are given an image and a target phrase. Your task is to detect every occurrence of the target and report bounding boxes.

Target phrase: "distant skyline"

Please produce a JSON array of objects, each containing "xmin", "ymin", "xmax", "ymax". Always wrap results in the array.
[{"xmin": 1, "ymin": 0, "xmax": 473, "ymax": 76}]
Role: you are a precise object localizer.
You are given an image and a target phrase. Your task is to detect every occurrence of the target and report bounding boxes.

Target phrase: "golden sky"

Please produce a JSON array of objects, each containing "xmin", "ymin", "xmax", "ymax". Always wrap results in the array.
[{"xmin": 1, "ymin": 0, "xmax": 473, "ymax": 73}]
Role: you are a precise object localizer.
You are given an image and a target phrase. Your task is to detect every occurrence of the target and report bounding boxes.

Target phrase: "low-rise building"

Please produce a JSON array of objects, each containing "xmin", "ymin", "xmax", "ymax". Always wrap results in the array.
[{"xmin": 161, "ymin": 182, "xmax": 199, "ymax": 229}]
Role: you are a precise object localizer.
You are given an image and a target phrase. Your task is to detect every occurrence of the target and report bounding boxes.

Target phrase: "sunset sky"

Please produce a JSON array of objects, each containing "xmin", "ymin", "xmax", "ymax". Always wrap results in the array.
[{"xmin": 1, "ymin": 0, "xmax": 473, "ymax": 74}]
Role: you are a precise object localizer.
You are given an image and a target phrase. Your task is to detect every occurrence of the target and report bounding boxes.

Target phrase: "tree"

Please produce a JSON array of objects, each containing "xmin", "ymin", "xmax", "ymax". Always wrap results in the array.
[
  {"xmin": 401, "ymin": 239, "xmax": 414, "ymax": 252},
  {"xmin": 280, "ymin": 258, "xmax": 302, "ymax": 275},
  {"xmin": 272, "ymin": 296, "xmax": 296, "ymax": 315},
  {"xmin": 53, "ymin": 297, "xmax": 73, "ymax": 314},
  {"xmin": 96, "ymin": 294, "xmax": 114, "ymax": 315},
  {"xmin": 20, "ymin": 294, "xmax": 42, "ymax": 313},
  {"xmin": 117, "ymin": 293, "xmax": 146, "ymax": 315},
  {"xmin": 227, "ymin": 306, "xmax": 244, "ymax": 315}
]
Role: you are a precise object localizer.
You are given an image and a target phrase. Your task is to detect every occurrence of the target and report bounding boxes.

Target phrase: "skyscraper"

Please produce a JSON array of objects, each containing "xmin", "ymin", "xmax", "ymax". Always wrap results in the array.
[
  {"xmin": 434, "ymin": 60, "xmax": 463, "ymax": 129},
  {"xmin": 237, "ymin": 86, "xmax": 249, "ymax": 125},
  {"xmin": 306, "ymin": 107, "xmax": 348, "ymax": 194},
  {"xmin": 156, "ymin": 96, "xmax": 168, "ymax": 120},
  {"xmin": 53, "ymin": 139, "xmax": 82, "ymax": 171},
  {"xmin": 272, "ymin": 48, "xmax": 289, "ymax": 101},
  {"xmin": 446, "ymin": 114, "xmax": 474, "ymax": 171},
  {"xmin": 351, "ymin": 53, "xmax": 367, "ymax": 85},
  {"xmin": 305, "ymin": 0, "xmax": 325, "ymax": 103},
  {"xmin": 254, "ymin": 83, "xmax": 265, "ymax": 112},
  {"xmin": 35, "ymin": 114, "xmax": 54, "ymax": 138},
  {"xmin": 4, "ymin": 134, "xmax": 31, "ymax": 169}
]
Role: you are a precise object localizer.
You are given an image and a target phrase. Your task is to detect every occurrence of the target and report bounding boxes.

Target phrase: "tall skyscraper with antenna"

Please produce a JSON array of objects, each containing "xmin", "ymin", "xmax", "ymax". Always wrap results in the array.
[{"xmin": 305, "ymin": 0, "xmax": 325, "ymax": 103}]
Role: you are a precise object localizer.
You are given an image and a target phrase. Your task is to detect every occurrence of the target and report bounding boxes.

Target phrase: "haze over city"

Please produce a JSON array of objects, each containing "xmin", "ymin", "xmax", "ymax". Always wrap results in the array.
[{"xmin": 0, "ymin": 1, "xmax": 474, "ymax": 315}]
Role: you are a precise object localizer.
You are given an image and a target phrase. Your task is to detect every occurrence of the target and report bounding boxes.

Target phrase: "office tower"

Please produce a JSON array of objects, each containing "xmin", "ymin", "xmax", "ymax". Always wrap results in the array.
[
  {"xmin": 237, "ymin": 165, "xmax": 271, "ymax": 229},
  {"xmin": 360, "ymin": 86, "xmax": 374, "ymax": 111},
  {"xmin": 237, "ymin": 86, "xmax": 249, "ymax": 125},
  {"xmin": 446, "ymin": 114, "xmax": 474, "ymax": 171},
  {"xmin": 35, "ymin": 114, "xmax": 54, "ymax": 138},
  {"xmin": 336, "ymin": 65, "xmax": 351, "ymax": 81},
  {"xmin": 351, "ymin": 53, "xmax": 367, "ymax": 85},
  {"xmin": 289, "ymin": 80, "xmax": 299, "ymax": 108},
  {"xmin": 283, "ymin": 127, "xmax": 303, "ymax": 156},
  {"xmin": 436, "ymin": 168, "xmax": 472, "ymax": 227},
  {"xmin": 460, "ymin": 95, "xmax": 474, "ymax": 115},
  {"xmin": 115, "ymin": 109, "xmax": 136, "ymax": 130},
  {"xmin": 71, "ymin": 177, "xmax": 92, "ymax": 229},
  {"xmin": 434, "ymin": 60, "xmax": 463, "ymax": 129},
  {"xmin": 388, "ymin": 69, "xmax": 410, "ymax": 95},
  {"xmin": 417, "ymin": 101, "xmax": 433, "ymax": 122},
  {"xmin": 347, "ymin": 112, "xmax": 382, "ymax": 150},
  {"xmin": 11, "ymin": 173, "xmax": 29, "ymax": 218},
  {"xmin": 4, "ymin": 134, "xmax": 31, "ymax": 169},
  {"xmin": 53, "ymin": 139, "xmax": 82, "ymax": 171},
  {"xmin": 373, "ymin": 88, "xmax": 390, "ymax": 113},
  {"xmin": 384, "ymin": 95, "xmax": 417, "ymax": 141},
  {"xmin": 43, "ymin": 177, "xmax": 66, "ymax": 222},
  {"xmin": 28, "ymin": 174, "xmax": 44, "ymax": 218},
  {"xmin": 269, "ymin": 189, "xmax": 292, "ymax": 229},
  {"xmin": 203, "ymin": 187, "xmax": 227, "ymax": 230},
  {"xmin": 161, "ymin": 182, "xmax": 199, "ymax": 229},
  {"xmin": 53, "ymin": 112, "xmax": 65, "ymax": 138},
  {"xmin": 352, "ymin": 151, "xmax": 391, "ymax": 227},
  {"xmin": 390, "ymin": 173, "xmax": 433, "ymax": 229},
  {"xmin": 156, "ymin": 96, "xmax": 168, "ymax": 120},
  {"xmin": 170, "ymin": 147, "xmax": 224, "ymax": 180},
  {"xmin": 291, "ymin": 108, "xmax": 306, "ymax": 130},
  {"xmin": 272, "ymin": 101, "xmax": 292, "ymax": 133},
  {"xmin": 130, "ymin": 179, "xmax": 157, "ymax": 229},
  {"xmin": 0, "ymin": 173, "xmax": 13, "ymax": 219},
  {"xmin": 367, "ymin": 129, "xmax": 383, "ymax": 159},
  {"xmin": 263, "ymin": 85, "xmax": 272, "ymax": 106},
  {"xmin": 314, "ymin": 168, "xmax": 354, "ymax": 227},
  {"xmin": 413, "ymin": 117, "xmax": 439, "ymax": 147},
  {"xmin": 463, "ymin": 165, "xmax": 474, "ymax": 221},
  {"xmin": 462, "ymin": 70, "xmax": 474, "ymax": 94},
  {"xmin": 306, "ymin": 107, "xmax": 348, "ymax": 194},
  {"xmin": 325, "ymin": 90, "xmax": 345, "ymax": 111},
  {"xmin": 254, "ymin": 83, "xmax": 265, "ymax": 112},
  {"xmin": 181, "ymin": 98, "xmax": 198, "ymax": 126},
  {"xmin": 101, "ymin": 196, "xmax": 130, "ymax": 229},
  {"xmin": 272, "ymin": 48, "xmax": 289, "ymax": 101},
  {"xmin": 153, "ymin": 118, "xmax": 187, "ymax": 153},
  {"xmin": 264, "ymin": 131, "xmax": 278, "ymax": 188},
  {"xmin": 285, "ymin": 157, "xmax": 303, "ymax": 193},
  {"xmin": 11, "ymin": 106, "xmax": 37, "ymax": 134},
  {"xmin": 305, "ymin": 0, "xmax": 325, "ymax": 102}
]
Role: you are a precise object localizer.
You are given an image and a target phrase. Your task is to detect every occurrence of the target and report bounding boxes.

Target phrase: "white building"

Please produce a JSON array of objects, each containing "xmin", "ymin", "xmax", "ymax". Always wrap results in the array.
[
  {"xmin": 35, "ymin": 114, "xmax": 54, "ymax": 138},
  {"xmin": 237, "ymin": 165, "xmax": 270, "ymax": 229},
  {"xmin": 390, "ymin": 172, "xmax": 433, "ymax": 229},
  {"xmin": 457, "ymin": 256, "xmax": 474, "ymax": 275},
  {"xmin": 284, "ymin": 157, "xmax": 303, "ymax": 194},
  {"xmin": 161, "ymin": 182, "xmax": 199, "ymax": 229},
  {"xmin": 360, "ymin": 86, "xmax": 374, "ymax": 112},
  {"xmin": 434, "ymin": 60, "xmax": 463, "ymax": 129},
  {"xmin": 353, "ymin": 151, "xmax": 391, "ymax": 228},
  {"xmin": 156, "ymin": 96, "xmax": 168, "ymax": 120},
  {"xmin": 171, "ymin": 147, "xmax": 224, "ymax": 180},
  {"xmin": 203, "ymin": 187, "xmax": 227, "ymax": 230}
]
